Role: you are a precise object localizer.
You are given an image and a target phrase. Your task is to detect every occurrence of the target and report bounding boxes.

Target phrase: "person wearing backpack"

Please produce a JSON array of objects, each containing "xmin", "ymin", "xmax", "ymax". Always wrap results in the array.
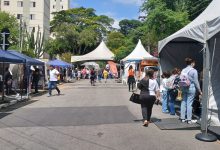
[
  {"xmin": 180, "ymin": 58, "xmax": 202, "ymax": 124},
  {"xmin": 167, "ymin": 68, "xmax": 180, "ymax": 115}
]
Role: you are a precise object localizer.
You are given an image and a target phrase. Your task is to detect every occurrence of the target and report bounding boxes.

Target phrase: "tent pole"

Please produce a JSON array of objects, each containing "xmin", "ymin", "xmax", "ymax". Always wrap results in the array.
[
  {"xmin": 2, "ymin": 62, "xmax": 5, "ymax": 101},
  {"xmin": 195, "ymin": 22, "xmax": 217, "ymax": 142}
]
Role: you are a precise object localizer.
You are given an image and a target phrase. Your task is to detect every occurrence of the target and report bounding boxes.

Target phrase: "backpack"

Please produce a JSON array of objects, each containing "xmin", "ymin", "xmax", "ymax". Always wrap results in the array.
[
  {"xmin": 178, "ymin": 68, "xmax": 193, "ymax": 88},
  {"xmin": 165, "ymin": 75, "xmax": 176, "ymax": 90}
]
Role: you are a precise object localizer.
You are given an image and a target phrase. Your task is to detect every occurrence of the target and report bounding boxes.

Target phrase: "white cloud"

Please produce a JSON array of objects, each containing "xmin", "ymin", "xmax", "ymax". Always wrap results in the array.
[{"xmin": 112, "ymin": 0, "xmax": 143, "ymax": 6}]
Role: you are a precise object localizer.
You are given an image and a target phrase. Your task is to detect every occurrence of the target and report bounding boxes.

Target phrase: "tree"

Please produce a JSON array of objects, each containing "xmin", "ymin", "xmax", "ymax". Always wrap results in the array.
[
  {"xmin": 49, "ymin": 7, "xmax": 114, "ymax": 56},
  {"xmin": 0, "ymin": 11, "xmax": 19, "ymax": 48},
  {"xmin": 141, "ymin": 0, "xmax": 189, "ymax": 43},
  {"xmin": 119, "ymin": 19, "xmax": 142, "ymax": 35}
]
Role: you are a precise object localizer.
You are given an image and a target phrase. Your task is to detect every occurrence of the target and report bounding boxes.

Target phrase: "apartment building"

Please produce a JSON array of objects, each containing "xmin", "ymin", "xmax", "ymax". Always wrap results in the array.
[
  {"xmin": 0, "ymin": 0, "xmax": 50, "ymax": 39},
  {"xmin": 50, "ymin": 0, "xmax": 70, "ymax": 20}
]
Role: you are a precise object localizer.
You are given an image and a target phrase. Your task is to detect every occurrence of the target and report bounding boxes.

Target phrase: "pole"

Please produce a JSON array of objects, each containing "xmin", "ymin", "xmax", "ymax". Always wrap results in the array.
[
  {"xmin": 19, "ymin": 17, "xmax": 22, "ymax": 52},
  {"xmin": 2, "ymin": 33, "xmax": 6, "ymax": 51},
  {"xmin": 195, "ymin": 22, "xmax": 217, "ymax": 142},
  {"xmin": 2, "ymin": 63, "xmax": 5, "ymax": 101}
]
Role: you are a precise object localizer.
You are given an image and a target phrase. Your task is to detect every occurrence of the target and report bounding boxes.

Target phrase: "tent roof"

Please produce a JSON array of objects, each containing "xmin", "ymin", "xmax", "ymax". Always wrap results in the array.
[
  {"xmin": 81, "ymin": 62, "xmax": 99, "ymax": 66},
  {"xmin": 47, "ymin": 59, "xmax": 72, "ymax": 67},
  {"xmin": 71, "ymin": 41, "xmax": 115, "ymax": 62},
  {"xmin": 122, "ymin": 40, "xmax": 157, "ymax": 62},
  {"xmin": 8, "ymin": 50, "xmax": 44, "ymax": 66},
  {"xmin": 0, "ymin": 50, "xmax": 25, "ymax": 63},
  {"xmin": 159, "ymin": 0, "xmax": 220, "ymax": 53}
]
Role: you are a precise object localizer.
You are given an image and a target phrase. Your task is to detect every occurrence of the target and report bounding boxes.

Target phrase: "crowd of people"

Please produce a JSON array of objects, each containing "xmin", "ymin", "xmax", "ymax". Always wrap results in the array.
[
  {"xmin": 127, "ymin": 57, "xmax": 202, "ymax": 127},
  {"xmin": 161, "ymin": 58, "xmax": 202, "ymax": 124}
]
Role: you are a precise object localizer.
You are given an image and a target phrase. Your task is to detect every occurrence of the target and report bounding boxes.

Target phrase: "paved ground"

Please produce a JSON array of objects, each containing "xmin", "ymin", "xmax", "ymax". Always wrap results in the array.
[{"xmin": 0, "ymin": 79, "xmax": 219, "ymax": 150}]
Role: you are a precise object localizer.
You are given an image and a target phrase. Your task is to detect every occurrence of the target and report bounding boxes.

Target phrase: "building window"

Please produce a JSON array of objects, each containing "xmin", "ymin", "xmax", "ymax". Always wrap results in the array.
[
  {"xmin": 60, "ymin": 0, "xmax": 62, "ymax": 1},
  {"xmin": 61, "ymin": 6, "xmax": 63, "ymax": 9},
  {"xmin": 4, "ymin": 1, "xmax": 10, "ymax": 6},
  {"xmin": 30, "ymin": 14, "xmax": 36, "ymax": 20},
  {"xmin": 17, "ymin": 14, "xmax": 22, "ymax": 19},
  {"xmin": 17, "ymin": 1, "xmax": 23, "ymax": 7},
  {"xmin": 53, "ymin": 5, "xmax": 55, "ymax": 9},
  {"xmin": 30, "ymin": 2, "xmax": 36, "ymax": 7}
]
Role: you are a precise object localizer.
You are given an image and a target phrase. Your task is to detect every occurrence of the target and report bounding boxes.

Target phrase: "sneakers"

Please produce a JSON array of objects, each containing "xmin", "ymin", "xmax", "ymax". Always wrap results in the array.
[
  {"xmin": 180, "ymin": 119, "xmax": 186, "ymax": 123},
  {"xmin": 187, "ymin": 120, "xmax": 197, "ymax": 124}
]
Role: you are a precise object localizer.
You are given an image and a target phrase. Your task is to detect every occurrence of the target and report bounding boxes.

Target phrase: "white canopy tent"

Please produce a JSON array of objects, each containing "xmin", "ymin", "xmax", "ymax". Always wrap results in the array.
[
  {"xmin": 81, "ymin": 62, "xmax": 100, "ymax": 70},
  {"xmin": 123, "ymin": 39, "xmax": 157, "ymax": 62},
  {"xmin": 159, "ymin": 0, "xmax": 220, "ymax": 126},
  {"xmin": 71, "ymin": 41, "xmax": 115, "ymax": 62},
  {"xmin": 122, "ymin": 40, "xmax": 157, "ymax": 84}
]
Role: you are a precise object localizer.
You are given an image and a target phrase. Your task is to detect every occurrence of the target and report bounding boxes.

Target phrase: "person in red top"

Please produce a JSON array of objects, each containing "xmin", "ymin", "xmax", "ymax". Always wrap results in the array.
[{"xmin": 127, "ymin": 65, "xmax": 136, "ymax": 92}]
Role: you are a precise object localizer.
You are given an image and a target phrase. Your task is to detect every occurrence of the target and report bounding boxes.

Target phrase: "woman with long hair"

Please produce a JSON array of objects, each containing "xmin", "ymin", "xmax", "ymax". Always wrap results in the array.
[
  {"xmin": 127, "ymin": 65, "xmax": 136, "ymax": 92},
  {"xmin": 138, "ymin": 69, "xmax": 160, "ymax": 127}
]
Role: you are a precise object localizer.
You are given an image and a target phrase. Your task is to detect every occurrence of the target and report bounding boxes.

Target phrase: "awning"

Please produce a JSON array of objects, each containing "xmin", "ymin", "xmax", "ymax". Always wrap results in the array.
[
  {"xmin": 47, "ymin": 59, "xmax": 72, "ymax": 67},
  {"xmin": 8, "ymin": 50, "xmax": 44, "ymax": 66},
  {"xmin": 0, "ymin": 50, "xmax": 25, "ymax": 63}
]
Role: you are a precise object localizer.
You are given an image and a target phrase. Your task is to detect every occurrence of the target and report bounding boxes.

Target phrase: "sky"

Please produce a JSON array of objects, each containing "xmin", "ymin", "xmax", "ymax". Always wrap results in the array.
[{"xmin": 70, "ymin": 0, "xmax": 144, "ymax": 28}]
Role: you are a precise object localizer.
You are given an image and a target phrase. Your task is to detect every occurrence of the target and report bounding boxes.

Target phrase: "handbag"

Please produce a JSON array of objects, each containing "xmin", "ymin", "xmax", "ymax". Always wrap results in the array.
[
  {"xmin": 176, "ymin": 89, "xmax": 183, "ymax": 101},
  {"xmin": 129, "ymin": 93, "xmax": 141, "ymax": 104}
]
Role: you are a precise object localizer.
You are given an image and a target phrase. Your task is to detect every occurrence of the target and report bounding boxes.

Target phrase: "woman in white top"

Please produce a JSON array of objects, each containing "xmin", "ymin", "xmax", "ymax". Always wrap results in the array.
[{"xmin": 138, "ymin": 69, "xmax": 160, "ymax": 127}]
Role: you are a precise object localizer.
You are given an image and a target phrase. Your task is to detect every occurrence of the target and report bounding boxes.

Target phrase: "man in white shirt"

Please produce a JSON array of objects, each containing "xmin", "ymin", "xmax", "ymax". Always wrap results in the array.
[{"xmin": 48, "ymin": 65, "xmax": 60, "ymax": 97}]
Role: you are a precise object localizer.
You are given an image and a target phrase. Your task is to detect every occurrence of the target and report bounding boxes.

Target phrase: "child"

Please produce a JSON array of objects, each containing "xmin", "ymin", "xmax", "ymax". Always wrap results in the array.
[{"xmin": 161, "ymin": 71, "xmax": 170, "ymax": 113}]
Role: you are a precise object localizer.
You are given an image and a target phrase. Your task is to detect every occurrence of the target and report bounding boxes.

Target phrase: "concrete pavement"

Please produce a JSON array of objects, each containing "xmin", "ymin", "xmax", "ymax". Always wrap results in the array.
[{"xmin": 0, "ymin": 79, "xmax": 219, "ymax": 150}]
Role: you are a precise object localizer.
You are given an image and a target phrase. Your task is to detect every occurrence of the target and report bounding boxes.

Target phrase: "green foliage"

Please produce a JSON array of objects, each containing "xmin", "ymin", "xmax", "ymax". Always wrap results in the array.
[
  {"xmin": 48, "ymin": 7, "xmax": 114, "ymax": 57},
  {"xmin": 60, "ymin": 52, "xmax": 72, "ymax": 63},
  {"xmin": 0, "ymin": 11, "xmax": 19, "ymax": 48},
  {"xmin": 119, "ymin": 19, "xmax": 142, "ymax": 35}
]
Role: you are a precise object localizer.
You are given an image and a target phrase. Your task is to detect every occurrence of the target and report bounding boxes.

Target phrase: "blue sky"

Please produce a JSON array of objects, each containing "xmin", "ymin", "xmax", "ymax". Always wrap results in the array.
[{"xmin": 70, "ymin": 0, "xmax": 143, "ymax": 28}]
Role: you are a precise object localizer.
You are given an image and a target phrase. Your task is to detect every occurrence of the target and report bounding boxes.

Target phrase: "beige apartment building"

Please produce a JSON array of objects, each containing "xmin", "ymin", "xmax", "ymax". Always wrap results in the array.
[
  {"xmin": 0, "ymin": 0, "xmax": 50, "ymax": 39},
  {"xmin": 50, "ymin": 0, "xmax": 70, "ymax": 20}
]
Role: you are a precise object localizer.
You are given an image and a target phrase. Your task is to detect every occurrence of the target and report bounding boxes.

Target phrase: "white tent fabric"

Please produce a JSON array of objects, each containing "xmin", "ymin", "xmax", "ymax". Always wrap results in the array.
[
  {"xmin": 81, "ymin": 62, "xmax": 100, "ymax": 69},
  {"xmin": 123, "ymin": 39, "xmax": 157, "ymax": 61},
  {"xmin": 71, "ymin": 41, "xmax": 114, "ymax": 62},
  {"xmin": 158, "ymin": 0, "xmax": 220, "ymax": 126},
  {"xmin": 122, "ymin": 40, "xmax": 157, "ymax": 84}
]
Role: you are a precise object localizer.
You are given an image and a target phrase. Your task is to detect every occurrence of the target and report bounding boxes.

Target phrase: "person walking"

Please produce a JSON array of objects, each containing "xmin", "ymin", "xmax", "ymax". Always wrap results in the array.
[
  {"xmin": 127, "ymin": 65, "xmax": 136, "ymax": 92},
  {"xmin": 90, "ymin": 68, "xmax": 96, "ymax": 86},
  {"xmin": 98, "ymin": 69, "xmax": 103, "ymax": 83},
  {"xmin": 138, "ymin": 69, "xmax": 160, "ymax": 127},
  {"xmin": 180, "ymin": 58, "xmax": 202, "ymax": 124},
  {"xmin": 48, "ymin": 65, "xmax": 60, "ymax": 97},
  {"xmin": 103, "ymin": 69, "xmax": 108, "ymax": 83}
]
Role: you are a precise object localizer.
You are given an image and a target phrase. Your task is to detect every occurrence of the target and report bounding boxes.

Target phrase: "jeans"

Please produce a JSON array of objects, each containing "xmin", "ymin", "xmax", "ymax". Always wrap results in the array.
[
  {"xmin": 48, "ymin": 81, "xmax": 60, "ymax": 95},
  {"xmin": 169, "ymin": 91, "xmax": 176, "ymax": 115},
  {"xmin": 180, "ymin": 84, "xmax": 196, "ymax": 120},
  {"xmin": 162, "ymin": 91, "xmax": 169, "ymax": 113}
]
